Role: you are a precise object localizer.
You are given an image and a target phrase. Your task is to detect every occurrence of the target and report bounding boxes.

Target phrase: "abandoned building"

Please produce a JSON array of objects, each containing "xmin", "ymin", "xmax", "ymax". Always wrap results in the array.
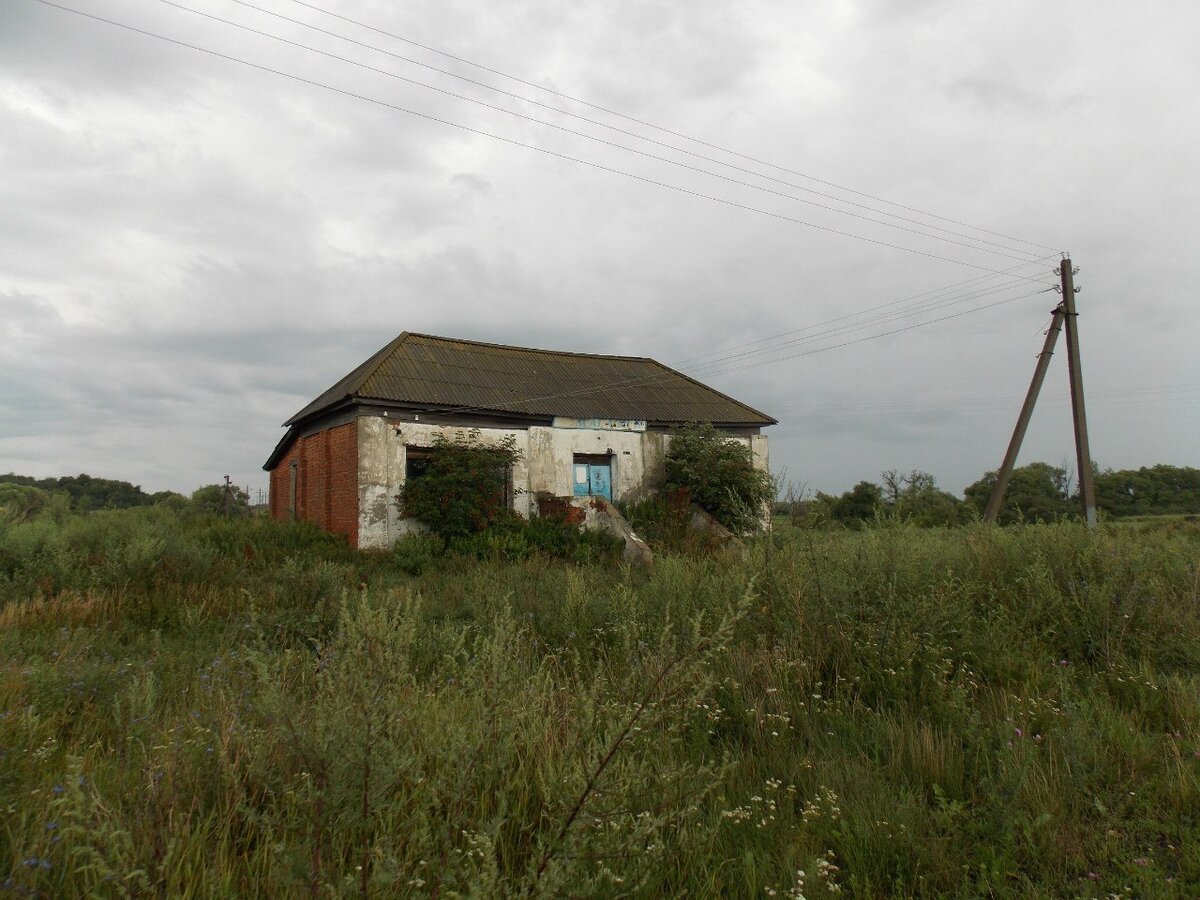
[{"xmin": 263, "ymin": 332, "xmax": 775, "ymax": 549}]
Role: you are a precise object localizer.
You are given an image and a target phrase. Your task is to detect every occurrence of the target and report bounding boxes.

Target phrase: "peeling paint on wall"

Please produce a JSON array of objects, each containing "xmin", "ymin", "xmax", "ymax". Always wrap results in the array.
[{"xmin": 350, "ymin": 414, "xmax": 769, "ymax": 550}]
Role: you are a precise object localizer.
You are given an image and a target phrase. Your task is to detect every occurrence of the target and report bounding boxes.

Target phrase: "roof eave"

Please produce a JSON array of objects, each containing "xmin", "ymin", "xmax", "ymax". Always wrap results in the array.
[{"xmin": 262, "ymin": 425, "xmax": 299, "ymax": 471}]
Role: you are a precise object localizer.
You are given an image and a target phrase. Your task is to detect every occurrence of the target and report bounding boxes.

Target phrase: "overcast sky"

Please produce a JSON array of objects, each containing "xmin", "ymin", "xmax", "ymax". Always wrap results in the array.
[{"xmin": 2, "ymin": 0, "xmax": 1197, "ymax": 499}]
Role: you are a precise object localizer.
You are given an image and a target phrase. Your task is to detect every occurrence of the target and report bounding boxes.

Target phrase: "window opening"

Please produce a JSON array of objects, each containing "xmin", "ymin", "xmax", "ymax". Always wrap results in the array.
[{"xmin": 405, "ymin": 446, "xmax": 432, "ymax": 482}]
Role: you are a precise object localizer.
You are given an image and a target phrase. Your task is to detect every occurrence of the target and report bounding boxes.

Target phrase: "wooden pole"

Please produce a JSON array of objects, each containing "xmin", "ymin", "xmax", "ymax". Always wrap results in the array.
[
  {"xmin": 1060, "ymin": 257, "xmax": 1098, "ymax": 527},
  {"xmin": 984, "ymin": 304, "xmax": 1067, "ymax": 523}
]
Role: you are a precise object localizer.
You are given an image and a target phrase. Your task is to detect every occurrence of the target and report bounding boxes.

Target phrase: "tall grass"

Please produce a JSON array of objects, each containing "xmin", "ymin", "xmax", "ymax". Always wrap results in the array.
[{"xmin": 2, "ymin": 509, "xmax": 1198, "ymax": 896}]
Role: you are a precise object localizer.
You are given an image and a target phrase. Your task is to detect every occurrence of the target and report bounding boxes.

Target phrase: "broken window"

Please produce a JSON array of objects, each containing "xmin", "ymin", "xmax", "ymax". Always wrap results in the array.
[
  {"xmin": 405, "ymin": 444, "xmax": 514, "ymax": 508},
  {"xmin": 405, "ymin": 446, "xmax": 433, "ymax": 482}
]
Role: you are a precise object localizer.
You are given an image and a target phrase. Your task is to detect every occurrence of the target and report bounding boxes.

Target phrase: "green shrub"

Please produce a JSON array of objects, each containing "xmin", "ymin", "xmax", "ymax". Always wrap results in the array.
[
  {"xmin": 446, "ymin": 511, "xmax": 622, "ymax": 565},
  {"xmin": 190, "ymin": 483, "xmax": 250, "ymax": 517},
  {"xmin": 622, "ymin": 493, "xmax": 696, "ymax": 551},
  {"xmin": 665, "ymin": 423, "xmax": 773, "ymax": 534},
  {"xmin": 397, "ymin": 430, "xmax": 521, "ymax": 539},
  {"xmin": 0, "ymin": 484, "xmax": 51, "ymax": 524},
  {"xmin": 448, "ymin": 514, "xmax": 533, "ymax": 562},
  {"xmin": 392, "ymin": 532, "xmax": 444, "ymax": 575}
]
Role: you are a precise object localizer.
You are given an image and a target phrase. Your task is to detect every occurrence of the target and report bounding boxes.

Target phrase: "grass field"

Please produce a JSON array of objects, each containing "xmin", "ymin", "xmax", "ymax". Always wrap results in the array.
[{"xmin": 2, "ymin": 507, "xmax": 1199, "ymax": 897}]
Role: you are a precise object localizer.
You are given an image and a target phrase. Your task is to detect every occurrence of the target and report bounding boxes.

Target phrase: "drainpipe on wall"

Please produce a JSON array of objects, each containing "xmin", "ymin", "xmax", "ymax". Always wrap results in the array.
[{"xmin": 289, "ymin": 460, "xmax": 298, "ymax": 521}]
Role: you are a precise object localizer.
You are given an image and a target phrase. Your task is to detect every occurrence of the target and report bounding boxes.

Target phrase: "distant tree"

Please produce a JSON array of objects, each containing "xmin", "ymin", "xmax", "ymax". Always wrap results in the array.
[
  {"xmin": 664, "ymin": 423, "xmax": 774, "ymax": 534},
  {"xmin": 776, "ymin": 481, "xmax": 810, "ymax": 526},
  {"xmin": 1095, "ymin": 464, "xmax": 1200, "ymax": 517},
  {"xmin": 191, "ymin": 483, "xmax": 250, "ymax": 517},
  {"xmin": 880, "ymin": 469, "xmax": 904, "ymax": 507},
  {"xmin": 825, "ymin": 481, "xmax": 885, "ymax": 527},
  {"xmin": 0, "ymin": 472, "xmax": 163, "ymax": 511},
  {"xmin": 964, "ymin": 462, "xmax": 1071, "ymax": 524},
  {"xmin": 0, "ymin": 483, "xmax": 50, "ymax": 523},
  {"xmin": 890, "ymin": 470, "xmax": 971, "ymax": 527}
]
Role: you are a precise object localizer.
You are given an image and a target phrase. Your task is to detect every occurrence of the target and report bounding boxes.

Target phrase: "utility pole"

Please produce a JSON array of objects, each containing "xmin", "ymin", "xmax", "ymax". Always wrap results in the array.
[
  {"xmin": 222, "ymin": 474, "xmax": 232, "ymax": 518},
  {"xmin": 984, "ymin": 256, "xmax": 1097, "ymax": 527},
  {"xmin": 984, "ymin": 304, "xmax": 1066, "ymax": 523},
  {"xmin": 1060, "ymin": 257, "xmax": 1097, "ymax": 527}
]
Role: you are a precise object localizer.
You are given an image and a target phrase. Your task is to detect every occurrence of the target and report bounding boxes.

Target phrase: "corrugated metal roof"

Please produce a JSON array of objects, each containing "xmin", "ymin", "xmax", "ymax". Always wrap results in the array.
[{"xmin": 285, "ymin": 332, "xmax": 776, "ymax": 427}]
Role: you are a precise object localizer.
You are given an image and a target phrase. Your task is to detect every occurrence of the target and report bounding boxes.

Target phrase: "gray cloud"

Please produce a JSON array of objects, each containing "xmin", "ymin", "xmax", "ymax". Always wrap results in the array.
[{"xmin": 1, "ymin": 0, "xmax": 1197, "ymax": 496}]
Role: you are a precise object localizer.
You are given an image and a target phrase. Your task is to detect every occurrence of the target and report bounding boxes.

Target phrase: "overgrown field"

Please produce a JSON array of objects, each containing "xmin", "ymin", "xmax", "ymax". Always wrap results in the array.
[{"xmin": 2, "ymin": 508, "xmax": 1199, "ymax": 897}]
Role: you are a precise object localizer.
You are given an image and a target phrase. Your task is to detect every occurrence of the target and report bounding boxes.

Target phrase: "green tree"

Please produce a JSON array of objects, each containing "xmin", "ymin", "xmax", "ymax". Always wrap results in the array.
[
  {"xmin": 889, "ymin": 471, "xmax": 971, "ymax": 527},
  {"xmin": 0, "ymin": 472, "xmax": 175, "ymax": 511},
  {"xmin": 398, "ymin": 431, "xmax": 521, "ymax": 539},
  {"xmin": 0, "ymin": 483, "xmax": 50, "ymax": 523},
  {"xmin": 191, "ymin": 483, "xmax": 250, "ymax": 517},
  {"xmin": 964, "ymin": 462, "xmax": 1071, "ymax": 524},
  {"xmin": 825, "ymin": 480, "xmax": 885, "ymax": 527},
  {"xmin": 664, "ymin": 423, "xmax": 773, "ymax": 534},
  {"xmin": 1095, "ymin": 464, "xmax": 1200, "ymax": 517}
]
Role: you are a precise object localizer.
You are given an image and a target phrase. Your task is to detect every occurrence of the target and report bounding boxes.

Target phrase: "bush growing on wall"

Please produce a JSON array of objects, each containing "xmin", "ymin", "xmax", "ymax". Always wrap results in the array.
[
  {"xmin": 664, "ymin": 423, "xmax": 773, "ymax": 534},
  {"xmin": 397, "ymin": 431, "xmax": 521, "ymax": 539}
]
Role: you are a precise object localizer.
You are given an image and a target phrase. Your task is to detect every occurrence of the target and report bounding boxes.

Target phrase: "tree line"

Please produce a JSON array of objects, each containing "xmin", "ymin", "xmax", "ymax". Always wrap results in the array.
[
  {"xmin": 0, "ymin": 473, "xmax": 251, "ymax": 523},
  {"xmin": 781, "ymin": 462, "xmax": 1200, "ymax": 527}
]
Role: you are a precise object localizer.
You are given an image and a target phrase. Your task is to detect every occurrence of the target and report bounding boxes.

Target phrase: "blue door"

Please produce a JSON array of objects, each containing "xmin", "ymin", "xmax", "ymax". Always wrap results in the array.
[
  {"xmin": 572, "ymin": 462, "xmax": 612, "ymax": 500},
  {"xmin": 572, "ymin": 464, "xmax": 590, "ymax": 497},
  {"xmin": 588, "ymin": 464, "xmax": 612, "ymax": 501}
]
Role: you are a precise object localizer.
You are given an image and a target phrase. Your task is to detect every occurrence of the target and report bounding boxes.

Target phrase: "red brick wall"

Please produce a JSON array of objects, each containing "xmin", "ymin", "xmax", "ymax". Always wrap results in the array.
[{"xmin": 267, "ymin": 421, "xmax": 359, "ymax": 547}]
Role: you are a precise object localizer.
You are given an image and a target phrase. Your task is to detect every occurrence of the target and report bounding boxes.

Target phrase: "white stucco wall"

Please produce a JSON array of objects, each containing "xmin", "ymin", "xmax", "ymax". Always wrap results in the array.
[
  {"xmin": 356, "ymin": 415, "xmax": 769, "ymax": 549},
  {"xmin": 526, "ymin": 425, "xmax": 670, "ymax": 504},
  {"xmin": 357, "ymin": 417, "xmax": 532, "ymax": 550}
]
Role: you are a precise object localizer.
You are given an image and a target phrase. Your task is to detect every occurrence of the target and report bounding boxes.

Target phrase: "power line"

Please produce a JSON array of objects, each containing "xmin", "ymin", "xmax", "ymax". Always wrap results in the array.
[
  {"xmin": 31, "ymin": 1, "xmax": 1066, "ymax": 423},
  {"xmin": 446, "ymin": 288, "xmax": 1052, "ymax": 414},
  {"xmin": 318, "ymin": 279, "xmax": 1054, "ymax": 416},
  {"xmin": 147, "ymin": 0, "xmax": 1045, "ymax": 264},
  {"xmin": 220, "ymin": 0, "xmax": 1049, "ymax": 261},
  {"xmin": 284, "ymin": 0, "xmax": 1059, "ymax": 254},
  {"xmin": 681, "ymin": 277, "xmax": 1057, "ymax": 378},
  {"xmin": 772, "ymin": 389, "xmax": 1197, "ymax": 418},
  {"xmin": 33, "ymin": 0, "xmax": 1052, "ymax": 277},
  {"xmin": 673, "ymin": 257, "xmax": 1057, "ymax": 368},
  {"xmin": 692, "ymin": 289, "xmax": 1053, "ymax": 380}
]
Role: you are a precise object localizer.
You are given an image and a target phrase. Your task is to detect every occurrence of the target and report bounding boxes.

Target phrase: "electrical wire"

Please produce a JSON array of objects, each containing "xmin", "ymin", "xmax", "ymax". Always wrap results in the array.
[
  {"xmin": 147, "ymin": 0, "xmax": 1046, "ymax": 264},
  {"xmin": 675, "ymin": 258, "xmax": 1055, "ymax": 365},
  {"xmin": 284, "ymin": 0, "xmax": 1059, "ymax": 254},
  {"xmin": 681, "ymin": 278, "xmax": 1058, "ymax": 378},
  {"xmin": 222, "ymin": 0, "xmax": 1049, "ymax": 261},
  {"xmin": 402, "ymin": 287, "xmax": 1053, "ymax": 415},
  {"xmin": 772, "ymin": 389, "xmax": 1197, "ymax": 419},
  {"xmin": 32, "ymin": 0, "xmax": 1053, "ymax": 276},
  {"xmin": 29, "ymin": 1, "xmax": 1067, "ymax": 421},
  {"xmin": 688, "ymin": 288, "xmax": 1053, "ymax": 380}
]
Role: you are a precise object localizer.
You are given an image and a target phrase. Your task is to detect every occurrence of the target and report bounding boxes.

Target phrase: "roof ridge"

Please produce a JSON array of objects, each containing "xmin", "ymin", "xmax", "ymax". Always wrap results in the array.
[{"xmin": 405, "ymin": 331, "xmax": 654, "ymax": 362}]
